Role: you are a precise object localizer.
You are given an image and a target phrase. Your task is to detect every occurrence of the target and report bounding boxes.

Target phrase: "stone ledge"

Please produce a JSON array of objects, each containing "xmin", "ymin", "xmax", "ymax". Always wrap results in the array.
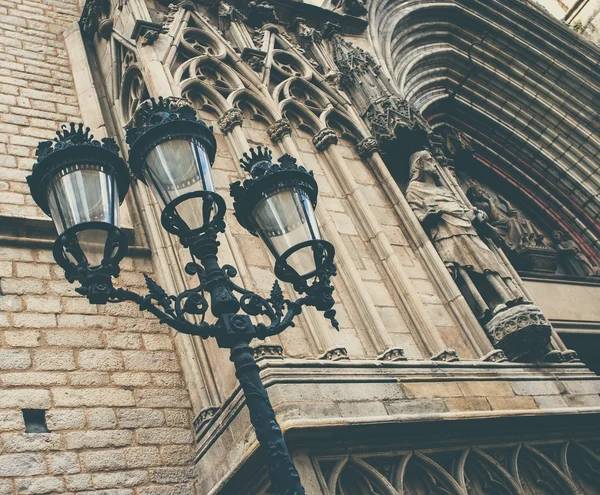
[{"xmin": 193, "ymin": 359, "xmax": 600, "ymax": 491}]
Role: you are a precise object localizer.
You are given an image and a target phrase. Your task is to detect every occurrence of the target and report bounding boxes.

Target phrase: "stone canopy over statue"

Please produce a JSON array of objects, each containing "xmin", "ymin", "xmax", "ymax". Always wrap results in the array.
[{"xmin": 406, "ymin": 150, "xmax": 552, "ymax": 360}]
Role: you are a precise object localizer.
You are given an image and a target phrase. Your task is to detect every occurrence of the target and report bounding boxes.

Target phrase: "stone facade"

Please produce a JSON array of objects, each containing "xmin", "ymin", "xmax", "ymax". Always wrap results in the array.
[{"xmin": 1, "ymin": 0, "xmax": 600, "ymax": 494}]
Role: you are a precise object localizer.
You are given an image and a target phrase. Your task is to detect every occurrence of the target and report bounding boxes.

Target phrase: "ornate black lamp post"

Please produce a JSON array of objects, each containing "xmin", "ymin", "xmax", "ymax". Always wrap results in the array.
[{"xmin": 26, "ymin": 97, "xmax": 339, "ymax": 495}]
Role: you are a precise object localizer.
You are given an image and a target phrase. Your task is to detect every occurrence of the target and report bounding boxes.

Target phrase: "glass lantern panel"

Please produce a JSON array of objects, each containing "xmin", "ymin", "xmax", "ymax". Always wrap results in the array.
[
  {"xmin": 252, "ymin": 187, "xmax": 320, "ymax": 276},
  {"xmin": 47, "ymin": 164, "xmax": 119, "ymax": 267},
  {"xmin": 143, "ymin": 137, "xmax": 216, "ymax": 230}
]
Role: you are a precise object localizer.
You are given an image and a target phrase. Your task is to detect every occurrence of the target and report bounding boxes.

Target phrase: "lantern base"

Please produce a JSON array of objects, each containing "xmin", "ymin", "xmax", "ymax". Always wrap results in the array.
[
  {"xmin": 161, "ymin": 190, "xmax": 226, "ymax": 245},
  {"xmin": 53, "ymin": 222, "xmax": 128, "ymax": 304}
]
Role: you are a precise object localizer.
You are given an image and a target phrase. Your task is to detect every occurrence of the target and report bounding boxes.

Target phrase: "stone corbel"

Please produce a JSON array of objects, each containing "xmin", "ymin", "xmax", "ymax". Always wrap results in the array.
[
  {"xmin": 241, "ymin": 48, "xmax": 267, "ymax": 72},
  {"xmin": 377, "ymin": 347, "xmax": 407, "ymax": 362},
  {"xmin": 267, "ymin": 118, "xmax": 292, "ymax": 144},
  {"xmin": 312, "ymin": 128, "xmax": 338, "ymax": 152},
  {"xmin": 131, "ymin": 20, "xmax": 163, "ymax": 46},
  {"xmin": 319, "ymin": 346, "xmax": 350, "ymax": 361},
  {"xmin": 355, "ymin": 137, "xmax": 379, "ymax": 159},
  {"xmin": 253, "ymin": 344, "xmax": 285, "ymax": 361},
  {"xmin": 246, "ymin": 0, "xmax": 279, "ymax": 28},
  {"xmin": 430, "ymin": 349, "xmax": 460, "ymax": 362},
  {"xmin": 480, "ymin": 349, "xmax": 507, "ymax": 362},
  {"xmin": 217, "ymin": 108, "xmax": 244, "ymax": 134}
]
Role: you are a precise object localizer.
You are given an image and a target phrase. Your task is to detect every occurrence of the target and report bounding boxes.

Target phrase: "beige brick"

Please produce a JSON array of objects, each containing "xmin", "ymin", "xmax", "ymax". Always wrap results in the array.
[
  {"xmin": 45, "ymin": 409, "xmax": 86, "ymax": 430},
  {"xmin": 24, "ymin": 295, "xmax": 61, "ymax": 313},
  {"xmin": 401, "ymin": 382, "xmax": 463, "ymax": 398},
  {"xmin": 135, "ymin": 389, "xmax": 192, "ymax": 408},
  {"xmin": 45, "ymin": 330, "xmax": 103, "ymax": 348},
  {"xmin": 126, "ymin": 447, "xmax": 162, "ymax": 468},
  {"xmin": 0, "ymin": 410, "xmax": 25, "ymax": 431},
  {"xmin": 92, "ymin": 470, "xmax": 149, "ymax": 489},
  {"xmin": 69, "ymin": 372, "xmax": 110, "ymax": 386},
  {"xmin": 118, "ymin": 408, "xmax": 165, "ymax": 428},
  {"xmin": 86, "ymin": 408, "xmax": 117, "ymax": 429},
  {"xmin": 80, "ymin": 449, "xmax": 127, "ymax": 472},
  {"xmin": 33, "ymin": 349, "xmax": 75, "ymax": 370},
  {"xmin": 57, "ymin": 314, "xmax": 115, "ymax": 329},
  {"xmin": 487, "ymin": 396, "xmax": 538, "ymax": 410},
  {"xmin": 4, "ymin": 330, "xmax": 40, "ymax": 347},
  {"xmin": 165, "ymin": 409, "xmax": 190, "ymax": 428},
  {"xmin": 3, "ymin": 433, "xmax": 62, "ymax": 453},
  {"xmin": 458, "ymin": 381, "xmax": 515, "ymax": 397},
  {"xmin": 78, "ymin": 349, "xmax": 123, "ymax": 371},
  {"xmin": 2, "ymin": 372, "xmax": 67, "ymax": 387},
  {"xmin": 0, "ymin": 349, "xmax": 31, "ymax": 370},
  {"xmin": 65, "ymin": 430, "xmax": 133, "ymax": 449},
  {"xmin": 65, "ymin": 474, "xmax": 92, "ymax": 491},
  {"xmin": 123, "ymin": 351, "xmax": 180, "ymax": 372},
  {"xmin": 53, "ymin": 388, "xmax": 135, "ymax": 407},
  {"xmin": 1, "ymin": 279, "xmax": 44, "ymax": 296},
  {"xmin": 112, "ymin": 372, "xmax": 152, "ymax": 387},
  {"xmin": 15, "ymin": 476, "xmax": 64, "ymax": 494},
  {"xmin": 143, "ymin": 334, "xmax": 174, "ymax": 350},
  {"xmin": 12, "ymin": 313, "xmax": 56, "ymax": 328},
  {"xmin": 61, "ymin": 297, "xmax": 98, "ymax": 314},
  {"xmin": 160, "ymin": 445, "xmax": 194, "ymax": 466},
  {"xmin": 0, "ymin": 454, "xmax": 45, "ymax": 476},
  {"xmin": 150, "ymin": 466, "xmax": 196, "ymax": 484},
  {"xmin": 137, "ymin": 428, "xmax": 193, "ymax": 445},
  {"xmin": 15, "ymin": 262, "xmax": 50, "ymax": 279},
  {"xmin": 0, "ymin": 295, "xmax": 22, "ymax": 312},
  {"xmin": 106, "ymin": 332, "xmax": 141, "ymax": 349},
  {"xmin": 152, "ymin": 373, "xmax": 185, "ymax": 388},
  {"xmin": 48, "ymin": 452, "xmax": 80, "ymax": 475}
]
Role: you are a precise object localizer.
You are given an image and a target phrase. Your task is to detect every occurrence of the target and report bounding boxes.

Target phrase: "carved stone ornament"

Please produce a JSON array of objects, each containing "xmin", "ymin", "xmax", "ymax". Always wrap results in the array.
[
  {"xmin": 364, "ymin": 96, "xmax": 431, "ymax": 150},
  {"xmin": 344, "ymin": 0, "xmax": 367, "ymax": 17},
  {"xmin": 193, "ymin": 406, "xmax": 219, "ymax": 438},
  {"xmin": 79, "ymin": 0, "xmax": 111, "ymax": 40},
  {"xmin": 291, "ymin": 18, "xmax": 322, "ymax": 50},
  {"xmin": 319, "ymin": 346, "xmax": 349, "ymax": 361},
  {"xmin": 267, "ymin": 118, "xmax": 292, "ymax": 143},
  {"xmin": 241, "ymin": 47, "xmax": 267, "ymax": 72},
  {"xmin": 377, "ymin": 347, "xmax": 407, "ymax": 362},
  {"xmin": 480, "ymin": 349, "xmax": 508, "ymax": 362},
  {"xmin": 440, "ymin": 125, "xmax": 474, "ymax": 158},
  {"xmin": 312, "ymin": 127, "xmax": 338, "ymax": 151},
  {"xmin": 131, "ymin": 20, "xmax": 163, "ymax": 46},
  {"xmin": 355, "ymin": 137, "xmax": 379, "ymax": 158},
  {"xmin": 430, "ymin": 348, "xmax": 460, "ymax": 362},
  {"xmin": 484, "ymin": 304, "xmax": 552, "ymax": 361},
  {"xmin": 253, "ymin": 344, "xmax": 284, "ymax": 361},
  {"xmin": 217, "ymin": 108, "xmax": 244, "ymax": 133},
  {"xmin": 246, "ymin": 0, "xmax": 278, "ymax": 27},
  {"xmin": 553, "ymin": 229, "xmax": 600, "ymax": 277}
]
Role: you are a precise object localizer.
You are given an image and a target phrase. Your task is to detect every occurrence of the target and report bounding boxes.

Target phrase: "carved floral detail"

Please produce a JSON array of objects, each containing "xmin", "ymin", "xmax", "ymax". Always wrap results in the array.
[
  {"xmin": 253, "ymin": 344, "xmax": 284, "ymax": 361},
  {"xmin": 355, "ymin": 137, "xmax": 378, "ymax": 158},
  {"xmin": 267, "ymin": 119, "xmax": 292, "ymax": 143},
  {"xmin": 430, "ymin": 348, "xmax": 459, "ymax": 362},
  {"xmin": 378, "ymin": 347, "xmax": 407, "ymax": 362},
  {"xmin": 217, "ymin": 108, "xmax": 244, "ymax": 133},
  {"xmin": 319, "ymin": 346, "xmax": 349, "ymax": 361},
  {"xmin": 312, "ymin": 128, "xmax": 338, "ymax": 151}
]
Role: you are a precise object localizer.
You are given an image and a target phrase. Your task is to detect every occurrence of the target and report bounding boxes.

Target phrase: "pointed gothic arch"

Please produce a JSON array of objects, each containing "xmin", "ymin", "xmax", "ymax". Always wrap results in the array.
[{"xmin": 368, "ymin": 0, "xmax": 600, "ymax": 263}]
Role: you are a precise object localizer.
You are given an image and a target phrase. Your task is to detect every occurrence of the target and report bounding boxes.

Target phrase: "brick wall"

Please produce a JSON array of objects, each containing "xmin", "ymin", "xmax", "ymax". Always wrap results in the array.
[
  {"xmin": 0, "ymin": 1, "xmax": 199, "ymax": 493},
  {"xmin": 0, "ymin": 245, "xmax": 198, "ymax": 494},
  {"xmin": 0, "ymin": 0, "xmax": 81, "ymax": 219}
]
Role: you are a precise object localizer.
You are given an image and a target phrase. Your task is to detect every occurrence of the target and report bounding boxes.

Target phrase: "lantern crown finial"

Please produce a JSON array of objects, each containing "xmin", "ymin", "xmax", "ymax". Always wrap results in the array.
[{"xmin": 240, "ymin": 146, "xmax": 273, "ymax": 176}]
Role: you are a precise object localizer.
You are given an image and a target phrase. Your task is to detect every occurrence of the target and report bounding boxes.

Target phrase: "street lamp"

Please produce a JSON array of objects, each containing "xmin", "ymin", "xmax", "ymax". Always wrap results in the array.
[{"xmin": 26, "ymin": 96, "xmax": 338, "ymax": 495}]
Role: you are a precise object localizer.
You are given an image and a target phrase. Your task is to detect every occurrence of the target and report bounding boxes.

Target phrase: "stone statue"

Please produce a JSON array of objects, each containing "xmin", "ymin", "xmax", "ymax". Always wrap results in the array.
[
  {"xmin": 406, "ymin": 150, "xmax": 513, "ymax": 289},
  {"xmin": 407, "ymin": 150, "xmax": 552, "ymax": 360},
  {"xmin": 466, "ymin": 185, "xmax": 545, "ymax": 252},
  {"xmin": 553, "ymin": 230, "xmax": 600, "ymax": 277}
]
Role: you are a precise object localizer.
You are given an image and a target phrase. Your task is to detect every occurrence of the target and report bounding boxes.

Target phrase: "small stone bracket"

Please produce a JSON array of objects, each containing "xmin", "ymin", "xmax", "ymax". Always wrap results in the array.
[
  {"xmin": 480, "ymin": 349, "xmax": 507, "ymax": 363},
  {"xmin": 253, "ymin": 344, "xmax": 285, "ymax": 361},
  {"xmin": 377, "ymin": 347, "xmax": 407, "ymax": 362},
  {"xmin": 543, "ymin": 349, "xmax": 580, "ymax": 363},
  {"xmin": 131, "ymin": 20, "xmax": 163, "ymax": 46},
  {"xmin": 217, "ymin": 108, "xmax": 244, "ymax": 134},
  {"xmin": 430, "ymin": 348, "xmax": 460, "ymax": 362},
  {"xmin": 319, "ymin": 346, "xmax": 349, "ymax": 361},
  {"xmin": 312, "ymin": 128, "xmax": 338, "ymax": 152},
  {"xmin": 241, "ymin": 48, "xmax": 267, "ymax": 72}
]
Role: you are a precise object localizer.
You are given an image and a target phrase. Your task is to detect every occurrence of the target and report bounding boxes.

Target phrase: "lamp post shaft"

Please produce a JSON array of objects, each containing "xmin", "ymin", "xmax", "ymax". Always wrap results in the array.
[{"xmin": 230, "ymin": 342, "xmax": 306, "ymax": 495}]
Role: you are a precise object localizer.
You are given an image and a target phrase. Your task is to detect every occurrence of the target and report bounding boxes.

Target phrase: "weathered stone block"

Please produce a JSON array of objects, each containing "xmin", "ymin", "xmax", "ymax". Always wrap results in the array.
[
  {"xmin": 137, "ymin": 428, "xmax": 193, "ymax": 445},
  {"xmin": 0, "ymin": 453, "xmax": 45, "ymax": 476},
  {"xmin": 118, "ymin": 408, "xmax": 165, "ymax": 428},
  {"xmin": 487, "ymin": 396, "xmax": 538, "ymax": 410},
  {"xmin": 402, "ymin": 382, "xmax": 463, "ymax": 398},
  {"xmin": 65, "ymin": 430, "xmax": 133, "ymax": 449},
  {"xmin": 2, "ymin": 433, "xmax": 62, "ymax": 453},
  {"xmin": 53, "ymin": 388, "xmax": 135, "ymax": 407},
  {"xmin": 48, "ymin": 451, "xmax": 80, "ymax": 474},
  {"xmin": 46, "ymin": 409, "xmax": 86, "ymax": 430}
]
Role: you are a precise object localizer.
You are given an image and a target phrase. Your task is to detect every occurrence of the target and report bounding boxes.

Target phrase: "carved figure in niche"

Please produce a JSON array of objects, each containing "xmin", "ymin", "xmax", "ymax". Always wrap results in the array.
[
  {"xmin": 553, "ymin": 230, "xmax": 600, "ymax": 277},
  {"xmin": 407, "ymin": 150, "xmax": 552, "ymax": 361},
  {"xmin": 466, "ymin": 185, "xmax": 546, "ymax": 252}
]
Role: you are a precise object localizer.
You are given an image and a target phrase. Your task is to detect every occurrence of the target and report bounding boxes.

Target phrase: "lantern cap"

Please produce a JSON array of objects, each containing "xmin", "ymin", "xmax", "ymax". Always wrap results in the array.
[
  {"xmin": 126, "ymin": 96, "xmax": 217, "ymax": 182},
  {"xmin": 230, "ymin": 149, "xmax": 318, "ymax": 237},
  {"xmin": 27, "ymin": 123, "xmax": 129, "ymax": 216}
]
